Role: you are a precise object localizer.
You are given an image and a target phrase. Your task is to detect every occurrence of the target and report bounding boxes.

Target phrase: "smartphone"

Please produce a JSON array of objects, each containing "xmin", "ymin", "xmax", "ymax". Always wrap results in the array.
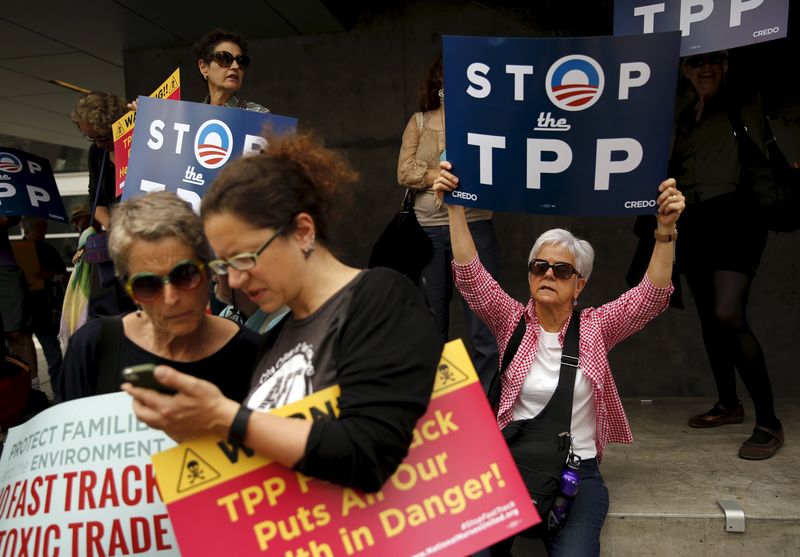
[{"xmin": 121, "ymin": 363, "xmax": 177, "ymax": 395}]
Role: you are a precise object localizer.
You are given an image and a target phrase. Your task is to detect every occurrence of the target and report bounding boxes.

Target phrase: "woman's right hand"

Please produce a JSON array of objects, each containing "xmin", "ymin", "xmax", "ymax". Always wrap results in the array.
[
  {"xmin": 127, "ymin": 99, "xmax": 138, "ymax": 112},
  {"xmin": 433, "ymin": 160, "xmax": 459, "ymax": 194},
  {"xmin": 122, "ymin": 365, "xmax": 238, "ymax": 443}
]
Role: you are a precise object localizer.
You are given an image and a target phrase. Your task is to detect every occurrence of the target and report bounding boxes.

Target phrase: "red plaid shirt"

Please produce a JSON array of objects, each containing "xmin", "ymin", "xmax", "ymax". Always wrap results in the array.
[{"xmin": 453, "ymin": 255, "xmax": 673, "ymax": 460}]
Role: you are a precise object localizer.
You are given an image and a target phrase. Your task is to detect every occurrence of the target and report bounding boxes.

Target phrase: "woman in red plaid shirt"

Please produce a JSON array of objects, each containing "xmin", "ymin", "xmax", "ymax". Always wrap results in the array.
[{"xmin": 435, "ymin": 163, "xmax": 685, "ymax": 556}]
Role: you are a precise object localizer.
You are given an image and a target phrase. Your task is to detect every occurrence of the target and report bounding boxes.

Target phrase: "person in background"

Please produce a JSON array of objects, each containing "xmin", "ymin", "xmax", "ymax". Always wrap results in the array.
[
  {"xmin": 397, "ymin": 54, "xmax": 500, "ymax": 390},
  {"xmin": 195, "ymin": 28, "xmax": 268, "ymax": 113},
  {"xmin": 70, "ymin": 92, "xmax": 127, "ymax": 230},
  {"xmin": 69, "ymin": 204, "xmax": 92, "ymax": 235},
  {"xmin": 672, "ymin": 50, "xmax": 783, "ymax": 460},
  {"xmin": 212, "ymin": 273, "xmax": 290, "ymax": 333},
  {"xmin": 124, "ymin": 132, "xmax": 442, "ymax": 492},
  {"xmin": 19, "ymin": 217, "xmax": 67, "ymax": 396},
  {"xmin": 435, "ymin": 162, "xmax": 684, "ymax": 556},
  {"xmin": 58, "ymin": 192, "xmax": 262, "ymax": 403},
  {"xmin": 0, "ymin": 216, "xmax": 37, "ymax": 387}
]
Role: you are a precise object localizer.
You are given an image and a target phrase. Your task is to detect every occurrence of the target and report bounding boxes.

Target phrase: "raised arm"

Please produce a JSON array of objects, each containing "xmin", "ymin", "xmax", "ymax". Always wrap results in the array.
[
  {"xmin": 435, "ymin": 160, "xmax": 476, "ymax": 264},
  {"xmin": 647, "ymin": 178, "xmax": 684, "ymax": 287}
]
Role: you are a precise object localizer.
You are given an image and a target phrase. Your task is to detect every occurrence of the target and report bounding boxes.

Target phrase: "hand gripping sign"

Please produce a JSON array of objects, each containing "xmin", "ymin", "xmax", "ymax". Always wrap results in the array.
[
  {"xmin": 441, "ymin": 32, "xmax": 680, "ymax": 216},
  {"xmin": 614, "ymin": 0, "xmax": 789, "ymax": 55},
  {"xmin": 113, "ymin": 68, "xmax": 182, "ymax": 197},
  {"xmin": 0, "ymin": 148, "xmax": 66, "ymax": 221},
  {"xmin": 122, "ymin": 97, "xmax": 297, "ymax": 212},
  {"xmin": 151, "ymin": 340, "xmax": 539, "ymax": 557}
]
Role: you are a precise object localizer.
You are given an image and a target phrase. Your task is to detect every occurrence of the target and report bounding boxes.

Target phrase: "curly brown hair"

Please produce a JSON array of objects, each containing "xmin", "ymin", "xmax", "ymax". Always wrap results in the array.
[
  {"xmin": 201, "ymin": 132, "xmax": 359, "ymax": 243},
  {"xmin": 70, "ymin": 91, "xmax": 127, "ymax": 135},
  {"xmin": 418, "ymin": 53, "xmax": 443, "ymax": 112}
]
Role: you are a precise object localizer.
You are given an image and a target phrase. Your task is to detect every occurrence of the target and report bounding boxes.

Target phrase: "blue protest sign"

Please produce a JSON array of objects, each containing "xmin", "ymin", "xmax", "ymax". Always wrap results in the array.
[
  {"xmin": 123, "ymin": 97, "xmax": 297, "ymax": 211},
  {"xmin": 614, "ymin": 0, "xmax": 789, "ymax": 55},
  {"xmin": 0, "ymin": 148, "xmax": 66, "ymax": 221},
  {"xmin": 442, "ymin": 33, "xmax": 680, "ymax": 216}
]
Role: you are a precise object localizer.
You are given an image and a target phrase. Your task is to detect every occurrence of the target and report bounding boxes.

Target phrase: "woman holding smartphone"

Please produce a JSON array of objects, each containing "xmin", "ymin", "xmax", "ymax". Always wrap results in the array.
[
  {"xmin": 124, "ymin": 132, "xmax": 442, "ymax": 492},
  {"xmin": 58, "ymin": 192, "xmax": 262, "ymax": 402}
]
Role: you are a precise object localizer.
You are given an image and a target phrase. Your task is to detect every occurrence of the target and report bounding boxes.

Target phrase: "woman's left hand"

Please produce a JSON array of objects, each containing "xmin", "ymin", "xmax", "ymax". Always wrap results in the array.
[
  {"xmin": 122, "ymin": 365, "xmax": 238, "ymax": 443},
  {"xmin": 656, "ymin": 178, "xmax": 685, "ymax": 230}
]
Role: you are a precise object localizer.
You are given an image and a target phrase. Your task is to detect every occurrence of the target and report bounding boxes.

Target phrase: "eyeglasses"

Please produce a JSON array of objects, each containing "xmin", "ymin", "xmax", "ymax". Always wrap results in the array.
[
  {"xmin": 81, "ymin": 132, "xmax": 111, "ymax": 143},
  {"xmin": 125, "ymin": 260, "xmax": 206, "ymax": 302},
  {"xmin": 208, "ymin": 50, "xmax": 250, "ymax": 69},
  {"xmin": 685, "ymin": 53, "xmax": 726, "ymax": 68},
  {"xmin": 208, "ymin": 226, "xmax": 285, "ymax": 275},
  {"xmin": 528, "ymin": 259, "xmax": 580, "ymax": 280}
]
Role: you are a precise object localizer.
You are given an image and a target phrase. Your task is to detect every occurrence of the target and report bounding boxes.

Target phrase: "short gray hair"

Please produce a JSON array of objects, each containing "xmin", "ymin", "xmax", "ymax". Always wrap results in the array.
[
  {"xmin": 528, "ymin": 228, "xmax": 594, "ymax": 281},
  {"xmin": 109, "ymin": 192, "xmax": 212, "ymax": 278}
]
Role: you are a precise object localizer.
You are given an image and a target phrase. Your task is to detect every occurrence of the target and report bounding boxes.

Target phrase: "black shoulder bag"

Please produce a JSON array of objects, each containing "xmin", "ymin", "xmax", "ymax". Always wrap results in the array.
[
  {"xmin": 495, "ymin": 311, "xmax": 580, "ymax": 538},
  {"xmin": 368, "ymin": 189, "xmax": 433, "ymax": 285}
]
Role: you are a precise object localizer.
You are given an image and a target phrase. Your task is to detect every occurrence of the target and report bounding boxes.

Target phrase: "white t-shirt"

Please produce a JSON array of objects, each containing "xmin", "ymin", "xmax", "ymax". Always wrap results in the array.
[{"xmin": 511, "ymin": 327, "xmax": 597, "ymax": 459}]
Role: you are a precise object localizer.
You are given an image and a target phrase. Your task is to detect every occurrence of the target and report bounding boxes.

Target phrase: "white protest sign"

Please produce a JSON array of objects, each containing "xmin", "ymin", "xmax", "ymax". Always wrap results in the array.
[{"xmin": 0, "ymin": 392, "xmax": 178, "ymax": 557}]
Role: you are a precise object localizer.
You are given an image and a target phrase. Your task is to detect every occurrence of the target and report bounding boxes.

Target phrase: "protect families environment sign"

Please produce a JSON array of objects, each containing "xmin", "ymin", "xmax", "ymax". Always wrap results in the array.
[
  {"xmin": 0, "ymin": 393, "xmax": 178, "ymax": 556},
  {"xmin": 441, "ymin": 32, "xmax": 681, "ymax": 216},
  {"xmin": 122, "ymin": 97, "xmax": 297, "ymax": 212},
  {"xmin": 152, "ymin": 340, "xmax": 539, "ymax": 556}
]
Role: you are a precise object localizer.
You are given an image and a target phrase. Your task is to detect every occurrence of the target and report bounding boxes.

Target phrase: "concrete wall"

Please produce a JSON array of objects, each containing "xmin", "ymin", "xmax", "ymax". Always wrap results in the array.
[{"xmin": 123, "ymin": 1, "xmax": 800, "ymax": 398}]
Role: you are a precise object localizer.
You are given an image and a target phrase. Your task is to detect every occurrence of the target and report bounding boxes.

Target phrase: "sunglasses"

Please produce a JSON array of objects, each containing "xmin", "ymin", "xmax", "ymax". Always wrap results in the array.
[
  {"xmin": 125, "ymin": 260, "xmax": 206, "ymax": 303},
  {"xmin": 528, "ymin": 259, "xmax": 580, "ymax": 280},
  {"xmin": 208, "ymin": 50, "xmax": 250, "ymax": 69},
  {"xmin": 685, "ymin": 53, "xmax": 726, "ymax": 68},
  {"xmin": 208, "ymin": 225, "xmax": 286, "ymax": 275}
]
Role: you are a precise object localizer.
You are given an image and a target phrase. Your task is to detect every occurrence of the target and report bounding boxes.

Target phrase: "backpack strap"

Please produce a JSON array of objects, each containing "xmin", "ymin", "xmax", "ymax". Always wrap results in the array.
[
  {"xmin": 488, "ymin": 313, "xmax": 527, "ymax": 412},
  {"xmin": 488, "ymin": 310, "xmax": 580, "ymax": 415},
  {"xmin": 95, "ymin": 316, "xmax": 125, "ymax": 395}
]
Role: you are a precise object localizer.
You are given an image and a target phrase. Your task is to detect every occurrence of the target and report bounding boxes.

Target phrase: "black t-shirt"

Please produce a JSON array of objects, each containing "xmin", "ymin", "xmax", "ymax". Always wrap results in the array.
[
  {"xmin": 256, "ymin": 268, "xmax": 443, "ymax": 492},
  {"xmin": 59, "ymin": 318, "xmax": 262, "ymax": 402},
  {"xmin": 246, "ymin": 271, "xmax": 363, "ymax": 410}
]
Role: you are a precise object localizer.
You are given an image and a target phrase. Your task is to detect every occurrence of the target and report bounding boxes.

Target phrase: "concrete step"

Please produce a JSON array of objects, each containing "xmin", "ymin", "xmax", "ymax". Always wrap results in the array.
[{"xmin": 600, "ymin": 397, "xmax": 799, "ymax": 556}]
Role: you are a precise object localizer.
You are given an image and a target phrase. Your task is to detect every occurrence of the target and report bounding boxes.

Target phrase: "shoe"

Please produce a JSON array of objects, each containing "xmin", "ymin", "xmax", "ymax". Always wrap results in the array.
[
  {"xmin": 688, "ymin": 401, "xmax": 745, "ymax": 428},
  {"xmin": 738, "ymin": 426, "xmax": 784, "ymax": 460}
]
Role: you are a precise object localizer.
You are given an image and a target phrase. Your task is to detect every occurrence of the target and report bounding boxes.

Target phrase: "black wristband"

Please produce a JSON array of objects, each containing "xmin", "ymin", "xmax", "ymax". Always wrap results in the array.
[{"xmin": 227, "ymin": 405, "xmax": 253, "ymax": 446}]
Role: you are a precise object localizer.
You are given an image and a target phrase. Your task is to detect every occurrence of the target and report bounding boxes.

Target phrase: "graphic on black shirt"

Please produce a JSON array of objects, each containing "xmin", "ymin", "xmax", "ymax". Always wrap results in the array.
[{"xmin": 247, "ymin": 342, "xmax": 316, "ymax": 411}]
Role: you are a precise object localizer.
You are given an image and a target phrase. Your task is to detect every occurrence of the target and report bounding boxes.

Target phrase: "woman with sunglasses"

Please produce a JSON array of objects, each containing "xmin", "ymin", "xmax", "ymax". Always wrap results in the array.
[
  {"xmin": 434, "ymin": 163, "xmax": 684, "ymax": 556},
  {"xmin": 122, "ymin": 133, "xmax": 441, "ymax": 492},
  {"xmin": 58, "ymin": 192, "xmax": 262, "ymax": 403},
  {"xmin": 194, "ymin": 29, "xmax": 268, "ymax": 113}
]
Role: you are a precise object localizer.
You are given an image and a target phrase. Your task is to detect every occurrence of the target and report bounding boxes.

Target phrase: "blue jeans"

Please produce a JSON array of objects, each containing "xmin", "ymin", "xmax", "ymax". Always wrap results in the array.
[
  {"xmin": 420, "ymin": 221, "xmax": 500, "ymax": 390},
  {"xmin": 489, "ymin": 459, "xmax": 608, "ymax": 556},
  {"xmin": 546, "ymin": 458, "xmax": 609, "ymax": 556}
]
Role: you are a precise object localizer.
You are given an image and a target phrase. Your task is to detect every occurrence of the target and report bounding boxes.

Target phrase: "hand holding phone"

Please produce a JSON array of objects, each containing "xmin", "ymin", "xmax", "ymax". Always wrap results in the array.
[{"xmin": 121, "ymin": 363, "xmax": 177, "ymax": 395}]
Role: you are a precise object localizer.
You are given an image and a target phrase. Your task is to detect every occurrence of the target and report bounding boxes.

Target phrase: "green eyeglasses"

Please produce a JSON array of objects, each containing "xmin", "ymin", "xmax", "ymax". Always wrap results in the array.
[{"xmin": 125, "ymin": 259, "xmax": 206, "ymax": 302}]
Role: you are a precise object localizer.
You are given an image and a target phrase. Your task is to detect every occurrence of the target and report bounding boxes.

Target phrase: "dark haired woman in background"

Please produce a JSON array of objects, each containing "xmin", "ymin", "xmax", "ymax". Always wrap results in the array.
[
  {"xmin": 397, "ymin": 55, "xmax": 500, "ymax": 390},
  {"xmin": 124, "ymin": 132, "xmax": 442, "ymax": 492},
  {"xmin": 194, "ymin": 28, "xmax": 269, "ymax": 113}
]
